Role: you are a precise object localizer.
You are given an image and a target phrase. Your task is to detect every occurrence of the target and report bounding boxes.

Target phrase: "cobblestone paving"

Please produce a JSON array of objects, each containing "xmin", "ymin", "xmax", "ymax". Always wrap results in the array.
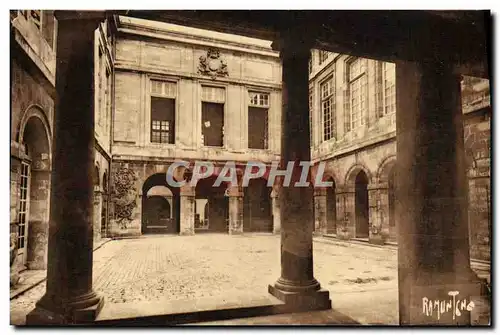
[{"xmin": 11, "ymin": 234, "xmax": 399, "ymax": 325}]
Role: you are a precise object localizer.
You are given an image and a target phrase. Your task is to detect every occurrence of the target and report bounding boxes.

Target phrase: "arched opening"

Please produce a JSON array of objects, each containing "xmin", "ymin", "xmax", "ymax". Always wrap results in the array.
[
  {"xmin": 355, "ymin": 170, "xmax": 369, "ymax": 238},
  {"xmin": 243, "ymin": 178, "xmax": 272, "ymax": 232},
  {"xmin": 326, "ymin": 178, "xmax": 337, "ymax": 234},
  {"xmin": 195, "ymin": 176, "xmax": 229, "ymax": 233},
  {"xmin": 142, "ymin": 173, "xmax": 180, "ymax": 234},
  {"xmin": 18, "ymin": 115, "xmax": 51, "ymax": 269},
  {"xmin": 388, "ymin": 166, "xmax": 396, "ymax": 241}
]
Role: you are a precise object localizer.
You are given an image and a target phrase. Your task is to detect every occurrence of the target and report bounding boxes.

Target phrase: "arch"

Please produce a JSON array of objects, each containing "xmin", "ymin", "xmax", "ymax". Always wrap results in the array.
[
  {"xmin": 345, "ymin": 163, "xmax": 372, "ymax": 187},
  {"xmin": 376, "ymin": 155, "xmax": 397, "ymax": 184},
  {"xmin": 18, "ymin": 105, "xmax": 52, "ymax": 161},
  {"xmin": 195, "ymin": 175, "xmax": 229, "ymax": 232},
  {"xmin": 17, "ymin": 109, "xmax": 53, "ymax": 269},
  {"xmin": 141, "ymin": 173, "xmax": 180, "ymax": 234}
]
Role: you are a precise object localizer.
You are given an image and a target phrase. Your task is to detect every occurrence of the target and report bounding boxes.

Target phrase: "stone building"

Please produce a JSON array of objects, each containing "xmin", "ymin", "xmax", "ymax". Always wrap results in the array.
[
  {"xmin": 105, "ymin": 17, "xmax": 282, "ymax": 237},
  {"xmin": 308, "ymin": 50, "xmax": 491, "ymax": 261}
]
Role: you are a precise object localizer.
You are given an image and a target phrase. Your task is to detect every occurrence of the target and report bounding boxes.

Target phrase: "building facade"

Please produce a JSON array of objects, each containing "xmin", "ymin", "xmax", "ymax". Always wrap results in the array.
[
  {"xmin": 105, "ymin": 17, "xmax": 283, "ymax": 237},
  {"xmin": 308, "ymin": 50, "xmax": 491, "ymax": 261}
]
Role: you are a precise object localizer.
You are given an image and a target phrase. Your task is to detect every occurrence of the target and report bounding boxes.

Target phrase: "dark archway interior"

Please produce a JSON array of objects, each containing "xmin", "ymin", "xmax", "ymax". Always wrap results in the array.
[
  {"xmin": 141, "ymin": 173, "xmax": 180, "ymax": 234},
  {"xmin": 243, "ymin": 178, "xmax": 272, "ymax": 232},
  {"xmin": 21, "ymin": 116, "xmax": 50, "ymax": 269},
  {"xmin": 326, "ymin": 178, "xmax": 337, "ymax": 234},
  {"xmin": 355, "ymin": 171, "xmax": 369, "ymax": 238},
  {"xmin": 195, "ymin": 176, "xmax": 228, "ymax": 233}
]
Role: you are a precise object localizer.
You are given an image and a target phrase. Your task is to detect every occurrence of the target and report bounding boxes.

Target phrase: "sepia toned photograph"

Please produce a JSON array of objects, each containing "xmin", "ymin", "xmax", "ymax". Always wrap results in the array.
[{"xmin": 8, "ymin": 8, "xmax": 492, "ymax": 327}]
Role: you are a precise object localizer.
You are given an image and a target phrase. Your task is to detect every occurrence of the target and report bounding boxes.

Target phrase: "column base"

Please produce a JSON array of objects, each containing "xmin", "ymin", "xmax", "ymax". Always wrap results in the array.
[
  {"xmin": 26, "ymin": 293, "xmax": 104, "ymax": 325},
  {"xmin": 268, "ymin": 284, "xmax": 331, "ymax": 312}
]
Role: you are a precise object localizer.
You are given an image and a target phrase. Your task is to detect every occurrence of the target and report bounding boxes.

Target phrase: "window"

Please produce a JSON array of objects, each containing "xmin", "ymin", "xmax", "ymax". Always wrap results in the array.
[
  {"xmin": 201, "ymin": 86, "xmax": 225, "ymax": 147},
  {"xmin": 348, "ymin": 58, "xmax": 368, "ymax": 130},
  {"xmin": 105, "ymin": 70, "xmax": 111, "ymax": 133},
  {"xmin": 309, "ymin": 57, "xmax": 313, "ymax": 74},
  {"xmin": 151, "ymin": 80, "xmax": 176, "ymax": 144},
  {"xmin": 321, "ymin": 76, "xmax": 336, "ymax": 141},
  {"xmin": 319, "ymin": 50, "xmax": 330, "ymax": 65},
  {"xmin": 383, "ymin": 62, "xmax": 396, "ymax": 115},
  {"xmin": 248, "ymin": 91, "xmax": 269, "ymax": 149}
]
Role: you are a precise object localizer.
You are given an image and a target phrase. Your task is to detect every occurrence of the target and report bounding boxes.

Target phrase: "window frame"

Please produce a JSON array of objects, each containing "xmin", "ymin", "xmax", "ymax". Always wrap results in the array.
[
  {"xmin": 320, "ymin": 74, "xmax": 336, "ymax": 142},
  {"xmin": 201, "ymin": 85, "xmax": 226, "ymax": 148},
  {"xmin": 382, "ymin": 62, "xmax": 396, "ymax": 116},
  {"xmin": 347, "ymin": 57, "xmax": 368, "ymax": 131}
]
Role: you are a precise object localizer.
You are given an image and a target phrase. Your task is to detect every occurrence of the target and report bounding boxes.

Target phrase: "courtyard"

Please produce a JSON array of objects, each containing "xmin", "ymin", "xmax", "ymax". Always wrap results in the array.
[{"xmin": 11, "ymin": 234, "xmax": 399, "ymax": 325}]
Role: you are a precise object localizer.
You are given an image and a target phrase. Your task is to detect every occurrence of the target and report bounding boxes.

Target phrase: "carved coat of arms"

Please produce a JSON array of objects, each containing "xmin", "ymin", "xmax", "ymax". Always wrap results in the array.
[{"xmin": 198, "ymin": 48, "xmax": 229, "ymax": 80}]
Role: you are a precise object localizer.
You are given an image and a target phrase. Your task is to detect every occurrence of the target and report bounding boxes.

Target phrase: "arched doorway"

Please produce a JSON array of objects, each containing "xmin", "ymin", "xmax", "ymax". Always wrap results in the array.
[
  {"xmin": 17, "ymin": 113, "xmax": 51, "ymax": 269},
  {"xmin": 355, "ymin": 171, "xmax": 369, "ymax": 238},
  {"xmin": 388, "ymin": 166, "xmax": 396, "ymax": 241},
  {"xmin": 142, "ymin": 173, "xmax": 180, "ymax": 234},
  {"xmin": 195, "ymin": 176, "xmax": 229, "ymax": 233},
  {"xmin": 326, "ymin": 178, "xmax": 337, "ymax": 234},
  {"xmin": 243, "ymin": 178, "xmax": 272, "ymax": 232}
]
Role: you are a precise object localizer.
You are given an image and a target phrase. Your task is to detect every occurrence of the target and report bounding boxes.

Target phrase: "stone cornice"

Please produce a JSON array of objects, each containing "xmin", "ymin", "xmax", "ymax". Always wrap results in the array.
[{"xmin": 116, "ymin": 16, "xmax": 279, "ymax": 59}]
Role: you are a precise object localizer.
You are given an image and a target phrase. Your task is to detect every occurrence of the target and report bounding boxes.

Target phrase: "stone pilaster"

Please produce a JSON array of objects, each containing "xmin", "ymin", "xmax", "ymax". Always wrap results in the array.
[
  {"xmin": 337, "ymin": 186, "xmax": 355, "ymax": 240},
  {"xmin": 396, "ymin": 60, "xmax": 484, "ymax": 325},
  {"xmin": 227, "ymin": 186, "xmax": 243, "ymax": 234},
  {"xmin": 271, "ymin": 188, "xmax": 281, "ymax": 234},
  {"xmin": 313, "ymin": 188, "xmax": 327, "ymax": 235},
  {"xmin": 26, "ymin": 12, "xmax": 106, "ymax": 325},
  {"xmin": 180, "ymin": 185, "xmax": 195, "ymax": 235}
]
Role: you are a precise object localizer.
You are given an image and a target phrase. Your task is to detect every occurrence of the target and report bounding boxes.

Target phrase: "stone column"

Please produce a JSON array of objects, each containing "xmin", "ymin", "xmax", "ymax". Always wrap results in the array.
[
  {"xmin": 313, "ymin": 188, "xmax": 327, "ymax": 235},
  {"xmin": 26, "ymin": 12, "xmax": 105, "ymax": 325},
  {"xmin": 271, "ymin": 188, "xmax": 281, "ymax": 234},
  {"xmin": 396, "ymin": 60, "xmax": 483, "ymax": 325},
  {"xmin": 227, "ymin": 186, "xmax": 243, "ymax": 234},
  {"xmin": 179, "ymin": 185, "xmax": 195, "ymax": 235},
  {"xmin": 268, "ymin": 34, "xmax": 330, "ymax": 311}
]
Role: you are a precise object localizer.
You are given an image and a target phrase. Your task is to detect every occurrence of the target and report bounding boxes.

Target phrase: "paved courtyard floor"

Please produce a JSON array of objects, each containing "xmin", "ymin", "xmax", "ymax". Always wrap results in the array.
[{"xmin": 10, "ymin": 234, "xmax": 399, "ymax": 325}]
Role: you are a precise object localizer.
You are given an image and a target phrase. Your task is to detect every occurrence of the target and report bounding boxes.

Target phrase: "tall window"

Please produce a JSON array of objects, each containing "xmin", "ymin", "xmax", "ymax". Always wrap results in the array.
[
  {"xmin": 383, "ymin": 62, "xmax": 396, "ymax": 115},
  {"xmin": 248, "ymin": 91, "xmax": 269, "ymax": 149},
  {"xmin": 151, "ymin": 80, "xmax": 176, "ymax": 144},
  {"xmin": 348, "ymin": 58, "xmax": 368, "ymax": 130},
  {"xmin": 319, "ymin": 50, "xmax": 330, "ymax": 65},
  {"xmin": 321, "ymin": 76, "xmax": 336, "ymax": 141},
  {"xmin": 201, "ymin": 86, "xmax": 225, "ymax": 147},
  {"xmin": 105, "ymin": 70, "xmax": 111, "ymax": 134}
]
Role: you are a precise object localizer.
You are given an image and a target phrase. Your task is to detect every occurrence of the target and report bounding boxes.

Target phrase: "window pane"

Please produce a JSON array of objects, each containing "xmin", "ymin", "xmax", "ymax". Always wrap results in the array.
[{"xmin": 248, "ymin": 107, "xmax": 268, "ymax": 149}]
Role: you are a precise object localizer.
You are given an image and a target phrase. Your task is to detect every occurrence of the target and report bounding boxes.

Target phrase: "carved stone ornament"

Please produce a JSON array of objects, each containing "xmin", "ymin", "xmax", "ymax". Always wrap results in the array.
[
  {"xmin": 198, "ymin": 48, "xmax": 229, "ymax": 80},
  {"xmin": 112, "ymin": 167, "xmax": 138, "ymax": 229}
]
